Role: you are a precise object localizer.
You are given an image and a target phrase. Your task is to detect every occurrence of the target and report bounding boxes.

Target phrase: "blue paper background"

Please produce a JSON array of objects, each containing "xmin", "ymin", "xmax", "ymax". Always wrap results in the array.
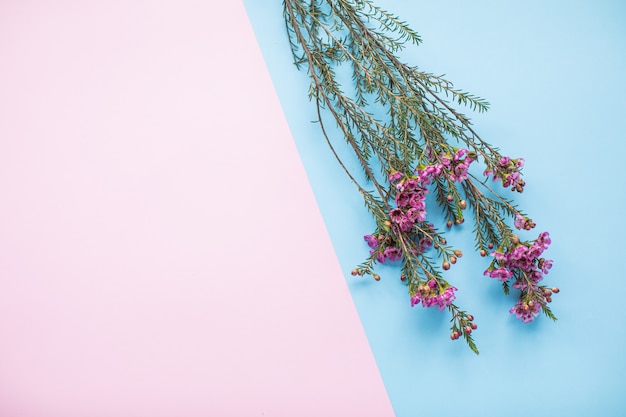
[{"xmin": 244, "ymin": 1, "xmax": 626, "ymax": 416}]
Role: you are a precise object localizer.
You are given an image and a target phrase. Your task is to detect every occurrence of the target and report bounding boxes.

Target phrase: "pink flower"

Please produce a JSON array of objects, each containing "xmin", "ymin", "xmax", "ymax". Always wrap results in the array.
[
  {"xmin": 453, "ymin": 148, "xmax": 468, "ymax": 161},
  {"xmin": 403, "ymin": 178, "xmax": 420, "ymax": 191},
  {"xmin": 541, "ymin": 259, "xmax": 553, "ymax": 274},
  {"xmin": 418, "ymin": 237, "xmax": 432, "ymax": 252},
  {"xmin": 487, "ymin": 267, "xmax": 513, "ymax": 281},
  {"xmin": 395, "ymin": 192, "xmax": 410, "ymax": 207},
  {"xmin": 538, "ymin": 232, "xmax": 551, "ymax": 248},
  {"xmin": 509, "ymin": 299, "xmax": 541, "ymax": 323},
  {"xmin": 499, "ymin": 156, "xmax": 511, "ymax": 167},
  {"xmin": 410, "ymin": 283, "xmax": 456, "ymax": 311},
  {"xmin": 370, "ymin": 250, "xmax": 386, "ymax": 263},
  {"xmin": 399, "ymin": 217, "xmax": 414, "ymax": 232},
  {"xmin": 388, "ymin": 171, "xmax": 404, "ymax": 182},
  {"xmin": 408, "ymin": 194, "xmax": 426, "ymax": 210},
  {"xmin": 389, "ymin": 208, "xmax": 404, "ymax": 223},
  {"xmin": 406, "ymin": 207, "xmax": 421, "ymax": 222},
  {"xmin": 383, "ymin": 247, "xmax": 403, "ymax": 261},
  {"xmin": 410, "ymin": 294, "xmax": 421, "ymax": 307},
  {"xmin": 364, "ymin": 234, "xmax": 378, "ymax": 249}
]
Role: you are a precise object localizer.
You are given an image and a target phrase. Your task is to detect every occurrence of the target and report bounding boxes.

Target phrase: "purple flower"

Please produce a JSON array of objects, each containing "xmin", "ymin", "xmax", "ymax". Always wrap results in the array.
[
  {"xmin": 499, "ymin": 156, "xmax": 511, "ymax": 167},
  {"xmin": 389, "ymin": 208, "xmax": 404, "ymax": 223},
  {"xmin": 408, "ymin": 194, "xmax": 426, "ymax": 210},
  {"xmin": 370, "ymin": 250, "xmax": 386, "ymax": 263},
  {"xmin": 538, "ymin": 232, "xmax": 551, "ymax": 248},
  {"xmin": 488, "ymin": 267, "xmax": 513, "ymax": 281},
  {"xmin": 405, "ymin": 207, "xmax": 421, "ymax": 223},
  {"xmin": 383, "ymin": 247, "xmax": 403, "ymax": 261},
  {"xmin": 450, "ymin": 163, "xmax": 470, "ymax": 182},
  {"xmin": 364, "ymin": 234, "xmax": 378, "ymax": 249},
  {"xmin": 493, "ymin": 251, "xmax": 507, "ymax": 262},
  {"xmin": 403, "ymin": 178, "xmax": 420, "ymax": 191},
  {"xmin": 411, "ymin": 283, "xmax": 457, "ymax": 311},
  {"xmin": 410, "ymin": 294, "xmax": 421, "ymax": 307},
  {"xmin": 453, "ymin": 148, "xmax": 468, "ymax": 161},
  {"xmin": 396, "ymin": 191, "xmax": 410, "ymax": 207},
  {"xmin": 502, "ymin": 171, "xmax": 520, "ymax": 188},
  {"xmin": 399, "ymin": 217, "xmax": 414, "ymax": 232},
  {"xmin": 418, "ymin": 237, "xmax": 432, "ymax": 252},
  {"xmin": 437, "ymin": 286, "xmax": 457, "ymax": 310},
  {"xmin": 509, "ymin": 299, "xmax": 541, "ymax": 323},
  {"xmin": 388, "ymin": 171, "xmax": 404, "ymax": 183},
  {"xmin": 510, "ymin": 245, "xmax": 528, "ymax": 261},
  {"xmin": 541, "ymin": 259, "xmax": 553, "ymax": 274}
]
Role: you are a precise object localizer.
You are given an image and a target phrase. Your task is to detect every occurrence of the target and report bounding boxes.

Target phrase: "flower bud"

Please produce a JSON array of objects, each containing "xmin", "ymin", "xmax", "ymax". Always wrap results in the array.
[
  {"xmin": 351, "ymin": 269, "xmax": 358, "ymax": 276},
  {"xmin": 459, "ymin": 200, "xmax": 467, "ymax": 210},
  {"xmin": 449, "ymin": 256, "xmax": 457, "ymax": 265},
  {"xmin": 480, "ymin": 250, "xmax": 487, "ymax": 257},
  {"xmin": 454, "ymin": 250, "xmax": 463, "ymax": 258},
  {"xmin": 373, "ymin": 274, "xmax": 381, "ymax": 281},
  {"xmin": 400, "ymin": 274, "xmax": 407, "ymax": 281},
  {"xmin": 511, "ymin": 235, "xmax": 520, "ymax": 245},
  {"xmin": 465, "ymin": 326, "xmax": 472, "ymax": 334},
  {"xmin": 488, "ymin": 242, "xmax": 494, "ymax": 249},
  {"xmin": 447, "ymin": 194, "xmax": 453, "ymax": 202},
  {"xmin": 446, "ymin": 220, "xmax": 453, "ymax": 228},
  {"xmin": 471, "ymin": 323, "xmax": 477, "ymax": 330},
  {"xmin": 551, "ymin": 287, "xmax": 560, "ymax": 294},
  {"xmin": 442, "ymin": 261, "xmax": 451, "ymax": 271},
  {"xmin": 467, "ymin": 314, "xmax": 474, "ymax": 321},
  {"xmin": 546, "ymin": 296, "xmax": 552, "ymax": 303}
]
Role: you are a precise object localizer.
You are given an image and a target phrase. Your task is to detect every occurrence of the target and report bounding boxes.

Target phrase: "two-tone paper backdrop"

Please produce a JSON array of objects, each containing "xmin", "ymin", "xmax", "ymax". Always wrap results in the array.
[{"xmin": 1, "ymin": 1, "xmax": 625, "ymax": 416}]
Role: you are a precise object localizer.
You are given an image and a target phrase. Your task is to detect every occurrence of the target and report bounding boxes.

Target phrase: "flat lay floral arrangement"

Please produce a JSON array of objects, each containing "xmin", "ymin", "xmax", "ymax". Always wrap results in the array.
[{"xmin": 283, "ymin": 0, "xmax": 558, "ymax": 354}]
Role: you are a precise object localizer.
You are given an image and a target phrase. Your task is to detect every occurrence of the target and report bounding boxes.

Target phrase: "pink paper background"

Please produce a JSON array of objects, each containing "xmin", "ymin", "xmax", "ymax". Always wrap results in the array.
[{"xmin": 0, "ymin": 1, "xmax": 393, "ymax": 415}]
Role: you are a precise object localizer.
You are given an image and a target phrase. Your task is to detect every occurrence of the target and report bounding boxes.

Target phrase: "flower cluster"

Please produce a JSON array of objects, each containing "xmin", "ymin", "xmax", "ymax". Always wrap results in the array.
[
  {"xmin": 363, "ymin": 228, "xmax": 433, "ymax": 264},
  {"xmin": 360, "ymin": 147, "xmax": 557, "ymax": 349},
  {"xmin": 364, "ymin": 233, "xmax": 403, "ymax": 263},
  {"xmin": 484, "ymin": 156, "xmax": 526, "ymax": 192},
  {"xmin": 410, "ymin": 280, "xmax": 457, "ymax": 311},
  {"xmin": 417, "ymin": 148, "xmax": 475, "ymax": 184},
  {"xmin": 389, "ymin": 174, "xmax": 428, "ymax": 232},
  {"xmin": 484, "ymin": 232, "xmax": 555, "ymax": 322},
  {"xmin": 514, "ymin": 213, "xmax": 536, "ymax": 231},
  {"xmin": 509, "ymin": 298, "xmax": 542, "ymax": 323},
  {"xmin": 388, "ymin": 148, "xmax": 474, "ymax": 233}
]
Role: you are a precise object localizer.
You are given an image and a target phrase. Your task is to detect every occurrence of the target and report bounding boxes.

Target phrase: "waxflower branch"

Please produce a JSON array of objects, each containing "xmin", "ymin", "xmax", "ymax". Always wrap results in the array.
[{"xmin": 283, "ymin": 0, "xmax": 558, "ymax": 354}]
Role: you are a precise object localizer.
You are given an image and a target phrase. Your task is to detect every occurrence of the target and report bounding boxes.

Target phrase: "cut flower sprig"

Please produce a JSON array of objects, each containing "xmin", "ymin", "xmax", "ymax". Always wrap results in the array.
[{"xmin": 283, "ymin": 0, "xmax": 558, "ymax": 354}]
